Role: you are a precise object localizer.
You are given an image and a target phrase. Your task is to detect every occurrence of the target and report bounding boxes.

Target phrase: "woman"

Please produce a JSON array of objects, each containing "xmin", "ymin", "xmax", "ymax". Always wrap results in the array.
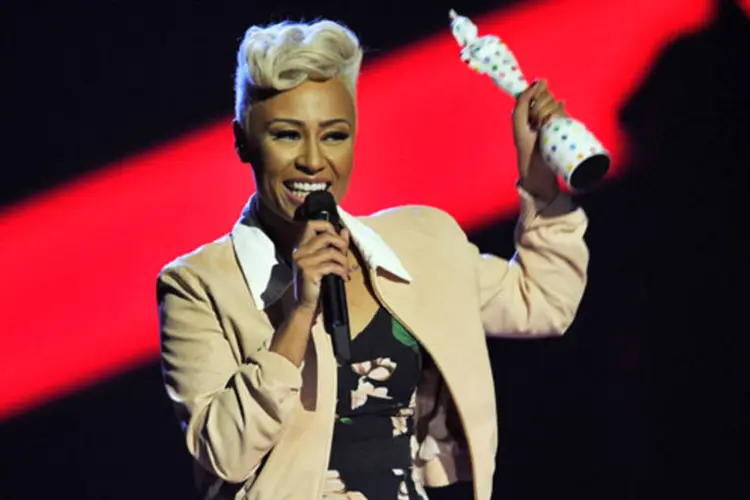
[{"xmin": 157, "ymin": 18, "xmax": 588, "ymax": 500}]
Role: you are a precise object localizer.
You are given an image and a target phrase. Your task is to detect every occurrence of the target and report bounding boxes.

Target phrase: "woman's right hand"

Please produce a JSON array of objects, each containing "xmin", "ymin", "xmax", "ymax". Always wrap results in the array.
[{"xmin": 291, "ymin": 220, "xmax": 351, "ymax": 311}]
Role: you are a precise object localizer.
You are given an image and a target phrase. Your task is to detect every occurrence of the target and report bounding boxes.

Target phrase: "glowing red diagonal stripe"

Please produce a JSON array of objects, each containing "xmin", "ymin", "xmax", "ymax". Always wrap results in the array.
[{"xmin": 0, "ymin": 0, "xmax": 713, "ymax": 420}]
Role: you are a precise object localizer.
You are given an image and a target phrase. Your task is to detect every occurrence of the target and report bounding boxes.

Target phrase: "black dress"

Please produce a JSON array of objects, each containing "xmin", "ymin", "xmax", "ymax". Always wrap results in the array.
[{"xmin": 323, "ymin": 307, "xmax": 429, "ymax": 500}]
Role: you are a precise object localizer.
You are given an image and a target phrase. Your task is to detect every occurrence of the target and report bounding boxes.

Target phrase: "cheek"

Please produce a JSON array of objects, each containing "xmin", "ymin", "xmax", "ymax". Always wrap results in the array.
[
  {"xmin": 331, "ymin": 147, "xmax": 355, "ymax": 202},
  {"xmin": 255, "ymin": 143, "xmax": 294, "ymax": 184},
  {"xmin": 333, "ymin": 145, "xmax": 355, "ymax": 177}
]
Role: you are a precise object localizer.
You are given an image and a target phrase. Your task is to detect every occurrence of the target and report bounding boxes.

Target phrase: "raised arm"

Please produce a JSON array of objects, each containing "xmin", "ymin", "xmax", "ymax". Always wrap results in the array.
[
  {"xmin": 474, "ymin": 187, "xmax": 589, "ymax": 337},
  {"xmin": 157, "ymin": 265, "xmax": 303, "ymax": 483},
  {"xmin": 471, "ymin": 78, "xmax": 589, "ymax": 337}
]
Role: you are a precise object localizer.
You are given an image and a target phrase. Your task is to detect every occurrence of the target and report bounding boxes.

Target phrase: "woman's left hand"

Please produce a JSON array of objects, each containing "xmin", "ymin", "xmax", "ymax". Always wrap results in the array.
[{"xmin": 512, "ymin": 80, "xmax": 565, "ymax": 202}]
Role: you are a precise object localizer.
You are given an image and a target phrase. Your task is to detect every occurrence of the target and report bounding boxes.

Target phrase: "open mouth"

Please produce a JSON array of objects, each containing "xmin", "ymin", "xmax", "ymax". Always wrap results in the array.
[{"xmin": 282, "ymin": 180, "xmax": 332, "ymax": 203}]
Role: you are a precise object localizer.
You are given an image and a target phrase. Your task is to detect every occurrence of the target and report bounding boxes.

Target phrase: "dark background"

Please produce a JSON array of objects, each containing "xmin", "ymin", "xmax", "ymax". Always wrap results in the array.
[{"xmin": 1, "ymin": 0, "xmax": 748, "ymax": 499}]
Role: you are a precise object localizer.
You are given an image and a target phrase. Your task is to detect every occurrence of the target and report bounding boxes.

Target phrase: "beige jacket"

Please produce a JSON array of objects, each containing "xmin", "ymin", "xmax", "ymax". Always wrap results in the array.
[{"xmin": 157, "ymin": 187, "xmax": 589, "ymax": 500}]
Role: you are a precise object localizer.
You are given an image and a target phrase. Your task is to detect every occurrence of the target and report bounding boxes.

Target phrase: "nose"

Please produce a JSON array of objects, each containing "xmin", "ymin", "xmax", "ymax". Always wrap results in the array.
[{"xmin": 296, "ymin": 139, "xmax": 326, "ymax": 175}]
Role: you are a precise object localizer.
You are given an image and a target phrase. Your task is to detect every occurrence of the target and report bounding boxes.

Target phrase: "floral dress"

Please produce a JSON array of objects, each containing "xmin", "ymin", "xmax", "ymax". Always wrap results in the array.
[{"xmin": 323, "ymin": 307, "xmax": 429, "ymax": 500}]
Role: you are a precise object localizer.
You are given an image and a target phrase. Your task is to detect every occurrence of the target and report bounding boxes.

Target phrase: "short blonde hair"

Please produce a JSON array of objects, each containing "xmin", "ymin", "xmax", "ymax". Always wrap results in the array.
[{"xmin": 234, "ymin": 19, "xmax": 364, "ymax": 127}]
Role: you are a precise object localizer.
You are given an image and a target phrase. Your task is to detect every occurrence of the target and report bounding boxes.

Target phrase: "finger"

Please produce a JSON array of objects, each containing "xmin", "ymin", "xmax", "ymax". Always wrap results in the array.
[
  {"xmin": 529, "ymin": 82, "xmax": 553, "ymax": 109},
  {"xmin": 532, "ymin": 92, "xmax": 555, "ymax": 110},
  {"xmin": 297, "ymin": 261, "xmax": 349, "ymax": 286},
  {"xmin": 514, "ymin": 79, "xmax": 545, "ymax": 128},
  {"xmin": 528, "ymin": 81, "xmax": 548, "ymax": 110},
  {"xmin": 302, "ymin": 246, "xmax": 348, "ymax": 266},
  {"xmin": 537, "ymin": 100, "xmax": 566, "ymax": 127},
  {"xmin": 340, "ymin": 227, "xmax": 351, "ymax": 255},
  {"xmin": 294, "ymin": 232, "xmax": 348, "ymax": 258},
  {"xmin": 296, "ymin": 221, "xmax": 341, "ymax": 253},
  {"xmin": 313, "ymin": 262, "xmax": 349, "ymax": 281},
  {"xmin": 533, "ymin": 80, "xmax": 548, "ymax": 98},
  {"xmin": 529, "ymin": 93, "xmax": 555, "ymax": 125},
  {"xmin": 298, "ymin": 220, "xmax": 338, "ymax": 245},
  {"xmin": 313, "ymin": 232, "xmax": 348, "ymax": 253},
  {"xmin": 298, "ymin": 249, "xmax": 349, "ymax": 278}
]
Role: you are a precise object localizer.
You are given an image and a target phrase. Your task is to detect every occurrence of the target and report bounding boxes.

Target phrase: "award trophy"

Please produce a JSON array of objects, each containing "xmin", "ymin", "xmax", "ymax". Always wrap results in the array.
[{"xmin": 449, "ymin": 10, "xmax": 610, "ymax": 191}]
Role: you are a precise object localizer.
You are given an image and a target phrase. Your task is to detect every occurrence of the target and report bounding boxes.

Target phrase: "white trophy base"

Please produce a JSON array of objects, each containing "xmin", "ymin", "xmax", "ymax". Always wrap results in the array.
[{"xmin": 539, "ymin": 116, "xmax": 610, "ymax": 191}]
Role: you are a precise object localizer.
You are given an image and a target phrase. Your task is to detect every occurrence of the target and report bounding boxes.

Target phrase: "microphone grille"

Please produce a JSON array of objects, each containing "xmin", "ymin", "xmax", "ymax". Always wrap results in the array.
[{"xmin": 301, "ymin": 191, "xmax": 338, "ymax": 222}]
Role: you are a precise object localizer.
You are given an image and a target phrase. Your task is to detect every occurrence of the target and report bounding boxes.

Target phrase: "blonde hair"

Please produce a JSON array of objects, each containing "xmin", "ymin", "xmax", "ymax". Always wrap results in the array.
[{"xmin": 234, "ymin": 19, "xmax": 364, "ymax": 127}]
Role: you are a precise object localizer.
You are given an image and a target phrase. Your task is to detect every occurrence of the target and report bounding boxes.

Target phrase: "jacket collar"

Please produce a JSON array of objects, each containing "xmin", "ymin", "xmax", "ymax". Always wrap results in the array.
[{"xmin": 231, "ymin": 196, "xmax": 412, "ymax": 309}]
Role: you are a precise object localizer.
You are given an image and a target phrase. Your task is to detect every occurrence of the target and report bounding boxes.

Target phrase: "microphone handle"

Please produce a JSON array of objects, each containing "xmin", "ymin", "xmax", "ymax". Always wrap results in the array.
[{"xmin": 320, "ymin": 273, "xmax": 351, "ymax": 362}]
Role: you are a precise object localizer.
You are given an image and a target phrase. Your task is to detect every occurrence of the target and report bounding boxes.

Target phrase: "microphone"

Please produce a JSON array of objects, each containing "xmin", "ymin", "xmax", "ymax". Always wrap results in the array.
[{"xmin": 300, "ymin": 191, "xmax": 352, "ymax": 362}]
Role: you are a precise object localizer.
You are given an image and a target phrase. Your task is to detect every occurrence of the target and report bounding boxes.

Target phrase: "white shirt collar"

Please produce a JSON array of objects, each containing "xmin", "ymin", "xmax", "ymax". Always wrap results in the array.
[{"xmin": 231, "ymin": 197, "xmax": 412, "ymax": 309}]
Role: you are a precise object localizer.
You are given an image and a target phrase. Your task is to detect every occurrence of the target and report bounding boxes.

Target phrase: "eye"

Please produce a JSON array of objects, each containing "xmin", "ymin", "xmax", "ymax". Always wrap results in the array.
[
  {"xmin": 271, "ymin": 130, "xmax": 301, "ymax": 141},
  {"xmin": 323, "ymin": 131, "xmax": 350, "ymax": 142}
]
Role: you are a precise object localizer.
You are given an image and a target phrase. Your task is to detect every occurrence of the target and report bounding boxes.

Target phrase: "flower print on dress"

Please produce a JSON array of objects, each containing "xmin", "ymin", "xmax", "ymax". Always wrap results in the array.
[
  {"xmin": 350, "ymin": 357, "xmax": 397, "ymax": 410},
  {"xmin": 397, "ymin": 480, "xmax": 410, "ymax": 500},
  {"xmin": 351, "ymin": 378, "xmax": 391, "ymax": 410},
  {"xmin": 411, "ymin": 467, "xmax": 429, "ymax": 500},
  {"xmin": 391, "ymin": 414, "xmax": 408, "ymax": 436},
  {"xmin": 390, "ymin": 391, "xmax": 415, "ymax": 437},
  {"xmin": 407, "ymin": 390, "xmax": 417, "ymax": 412},
  {"xmin": 326, "ymin": 308, "xmax": 424, "ymax": 499},
  {"xmin": 392, "ymin": 318, "xmax": 420, "ymax": 354},
  {"xmin": 351, "ymin": 357, "xmax": 397, "ymax": 381},
  {"xmin": 392, "ymin": 470, "xmax": 409, "ymax": 500},
  {"xmin": 393, "ymin": 466, "xmax": 428, "ymax": 500},
  {"xmin": 322, "ymin": 470, "xmax": 369, "ymax": 500}
]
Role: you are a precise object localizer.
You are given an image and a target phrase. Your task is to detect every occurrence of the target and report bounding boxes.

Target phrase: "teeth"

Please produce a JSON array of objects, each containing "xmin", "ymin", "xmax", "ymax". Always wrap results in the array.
[{"xmin": 288, "ymin": 181, "xmax": 328, "ymax": 192}]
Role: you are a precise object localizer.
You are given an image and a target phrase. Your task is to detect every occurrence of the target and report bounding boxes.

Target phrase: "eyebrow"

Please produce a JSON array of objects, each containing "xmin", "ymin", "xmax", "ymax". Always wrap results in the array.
[{"xmin": 267, "ymin": 118, "xmax": 352, "ymax": 128}]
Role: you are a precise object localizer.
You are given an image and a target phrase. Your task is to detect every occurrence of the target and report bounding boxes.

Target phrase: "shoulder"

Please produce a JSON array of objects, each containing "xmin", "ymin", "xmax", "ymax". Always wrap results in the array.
[
  {"xmin": 359, "ymin": 204, "xmax": 466, "ymax": 242},
  {"xmin": 157, "ymin": 234, "xmax": 235, "ymax": 292}
]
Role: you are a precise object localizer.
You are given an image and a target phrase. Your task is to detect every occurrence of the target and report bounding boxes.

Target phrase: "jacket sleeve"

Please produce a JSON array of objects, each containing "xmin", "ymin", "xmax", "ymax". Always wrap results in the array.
[
  {"xmin": 157, "ymin": 264, "xmax": 302, "ymax": 483},
  {"xmin": 472, "ymin": 186, "xmax": 589, "ymax": 337}
]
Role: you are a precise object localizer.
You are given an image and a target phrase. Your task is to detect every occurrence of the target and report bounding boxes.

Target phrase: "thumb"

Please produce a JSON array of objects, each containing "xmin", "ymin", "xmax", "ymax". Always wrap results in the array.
[{"xmin": 513, "ymin": 80, "xmax": 542, "ymax": 129}]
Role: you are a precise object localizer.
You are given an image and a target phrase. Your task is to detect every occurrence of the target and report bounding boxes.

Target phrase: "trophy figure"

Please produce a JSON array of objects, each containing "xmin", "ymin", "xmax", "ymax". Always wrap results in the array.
[{"xmin": 449, "ymin": 10, "xmax": 610, "ymax": 191}]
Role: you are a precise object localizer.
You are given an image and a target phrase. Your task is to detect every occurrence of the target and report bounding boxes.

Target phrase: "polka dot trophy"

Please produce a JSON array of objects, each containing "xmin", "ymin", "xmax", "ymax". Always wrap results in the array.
[{"xmin": 449, "ymin": 10, "xmax": 610, "ymax": 191}]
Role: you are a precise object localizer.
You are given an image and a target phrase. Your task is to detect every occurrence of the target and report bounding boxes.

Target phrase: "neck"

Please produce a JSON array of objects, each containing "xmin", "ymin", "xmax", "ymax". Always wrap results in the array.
[{"xmin": 251, "ymin": 196, "xmax": 304, "ymax": 264}]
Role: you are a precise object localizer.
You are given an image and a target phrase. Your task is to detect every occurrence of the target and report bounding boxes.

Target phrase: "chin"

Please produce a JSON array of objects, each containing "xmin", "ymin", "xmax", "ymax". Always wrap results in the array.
[
  {"xmin": 331, "ymin": 189, "xmax": 345, "ymax": 204},
  {"xmin": 254, "ymin": 192, "xmax": 291, "ymax": 222}
]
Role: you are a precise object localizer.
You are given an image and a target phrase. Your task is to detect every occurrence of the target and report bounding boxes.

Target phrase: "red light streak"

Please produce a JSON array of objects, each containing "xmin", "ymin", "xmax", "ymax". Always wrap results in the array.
[{"xmin": 0, "ymin": 0, "xmax": 713, "ymax": 420}]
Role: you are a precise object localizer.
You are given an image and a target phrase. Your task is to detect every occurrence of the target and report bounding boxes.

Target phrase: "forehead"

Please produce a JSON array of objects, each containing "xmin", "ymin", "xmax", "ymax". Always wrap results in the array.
[{"xmin": 253, "ymin": 78, "xmax": 356, "ymax": 125}]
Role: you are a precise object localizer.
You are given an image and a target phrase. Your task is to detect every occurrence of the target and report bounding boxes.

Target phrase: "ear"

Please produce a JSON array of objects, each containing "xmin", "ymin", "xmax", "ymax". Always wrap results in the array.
[{"xmin": 233, "ymin": 120, "xmax": 253, "ymax": 163}]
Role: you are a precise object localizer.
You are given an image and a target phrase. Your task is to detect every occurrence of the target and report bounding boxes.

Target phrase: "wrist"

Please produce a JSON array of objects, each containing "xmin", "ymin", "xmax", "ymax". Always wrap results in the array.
[
  {"xmin": 292, "ymin": 300, "xmax": 319, "ymax": 320},
  {"xmin": 518, "ymin": 177, "xmax": 559, "ymax": 204}
]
